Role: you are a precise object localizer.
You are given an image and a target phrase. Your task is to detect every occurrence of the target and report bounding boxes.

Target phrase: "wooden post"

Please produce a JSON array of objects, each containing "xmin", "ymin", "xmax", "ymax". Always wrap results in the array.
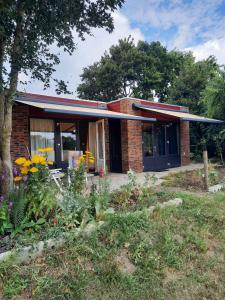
[{"xmin": 203, "ymin": 150, "xmax": 209, "ymax": 191}]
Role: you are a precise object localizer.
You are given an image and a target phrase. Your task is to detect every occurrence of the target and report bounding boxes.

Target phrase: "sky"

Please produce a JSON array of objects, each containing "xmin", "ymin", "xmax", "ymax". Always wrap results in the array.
[{"xmin": 19, "ymin": 0, "xmax": 225, "ymax": 97}]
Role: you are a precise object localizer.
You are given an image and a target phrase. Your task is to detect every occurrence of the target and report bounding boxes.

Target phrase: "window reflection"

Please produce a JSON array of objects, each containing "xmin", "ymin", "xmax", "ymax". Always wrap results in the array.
[
  {"xmin": 143, "ymin": 123, "xmax": 153, "ymax": 157},
  {"xmin": 30, "ymin": 118, "xmax": 55, "ymax": 161}
]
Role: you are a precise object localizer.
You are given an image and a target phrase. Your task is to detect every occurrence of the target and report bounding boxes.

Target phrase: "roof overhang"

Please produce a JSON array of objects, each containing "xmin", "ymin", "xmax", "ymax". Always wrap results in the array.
[
  {"xmin": 133, "ymin": 104, "xmax": 224, "ymax": 124},
  {"xmin": 16, "ymin": 100, "xmax": 156, "ymax": 122}
]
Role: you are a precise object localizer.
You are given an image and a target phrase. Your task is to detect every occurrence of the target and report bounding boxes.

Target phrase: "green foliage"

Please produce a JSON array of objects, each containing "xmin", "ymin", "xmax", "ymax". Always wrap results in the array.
[
  {"xmin": 166, "ymin": 56, "xmax": 219, "ymax": 157},
  {"xmin": 2, "ymin": 191, "xmax": 225, "ymax": 300},
  {"xmin": 202, "ymin": 69, "xmax": 225, "ymax": 120},
  {"xmin": 77, "ymin": 38, "xmax": 188, "ymax": 101},
  {"xmin": 167, "ymin": 56, "xmax": 218, "ymax": 113},
  {"xmin": 9, "ymin": 185, "xmax": 27, "ymax": 229},
  {"xmin": 68, "ymin": 163, "xmax": 86, "ymax": 195},
  {"xmin": 0, "ymin": 0, "xmax": 125, "ymax": 196},
  {"xmin": 0, "ymin": 0, "xmax": 125, "ymax": 93},
  {"xmin": 59, "ymin": 190, "xmax": 91, "ymax": 227},
  {"xmin": 26, "ymin": 183, "xmax": 57, "ymax": 221},
  {"xmin": 0, "ymin": 197, "xmax": 12, "ymax": 235},
  {"xmin": 89, "ymin": 175, "xmax": 111, "ymax": 220},
  {"xmin": 163, "ymin": 166, "xmax": 223, "ymax": 190}
]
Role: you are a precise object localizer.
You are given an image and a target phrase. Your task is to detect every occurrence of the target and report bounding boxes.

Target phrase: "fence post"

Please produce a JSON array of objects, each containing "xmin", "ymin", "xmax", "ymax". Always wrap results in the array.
[{"xmin": 203, "ymin": 150, "xmax": 209, "ymax": 191}]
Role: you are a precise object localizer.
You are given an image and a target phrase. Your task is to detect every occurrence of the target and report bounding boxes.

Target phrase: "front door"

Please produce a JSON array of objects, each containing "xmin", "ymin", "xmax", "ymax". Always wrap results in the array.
[
  {"xmin": 109, "ymin": 120, "xmax": 122, "ymax": 172},
  {"xmin": 143, "ymin": 122, "xmax": 180, "ymax": 171},
  {"xmin": 96, "ymin": 119, "xmax": 106, "ymax": 172}
]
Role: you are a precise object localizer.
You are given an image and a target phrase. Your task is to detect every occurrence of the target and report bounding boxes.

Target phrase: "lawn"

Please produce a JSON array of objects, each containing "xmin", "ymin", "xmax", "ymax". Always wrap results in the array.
[{"xmin": 1, "ymin": 190, "xmax": 225, "ymax": 300}]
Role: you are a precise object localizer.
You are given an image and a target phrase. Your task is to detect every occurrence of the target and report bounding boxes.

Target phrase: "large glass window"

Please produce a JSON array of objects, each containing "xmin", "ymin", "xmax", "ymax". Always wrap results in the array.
[
  {"xmin": 30, "ymin": 118, "xmax": 55, "ymax": 161},
  {"xmin": 143, "ymin": 123, "xmax": 153, "ymax": 157}
]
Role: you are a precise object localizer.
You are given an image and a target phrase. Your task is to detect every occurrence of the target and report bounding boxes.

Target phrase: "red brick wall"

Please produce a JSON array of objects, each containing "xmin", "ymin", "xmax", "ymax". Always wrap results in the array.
[
  {"xmin": 11, "ymin": 104, "xmax": 30, "ymax": 162},
  {"xmin": 180, "ymin": 121, "xmax": 190, "ymax": 165},
  {"xmin": 120, "ymin": 99, "xmax": 143, "ymax": 173}
]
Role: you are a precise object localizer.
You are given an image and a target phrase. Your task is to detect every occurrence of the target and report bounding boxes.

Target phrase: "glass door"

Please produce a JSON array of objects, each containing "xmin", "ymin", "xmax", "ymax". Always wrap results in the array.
[
  {"xmin": 56, "ymin": 121, "xmax": 79, "ymax": 169},
  {"xmin": 96, "ymin": 119, "xmax": 106, "ymax": 172},
  {"xmin": 143, "ymin": 122, "xmax": 180, "ymax": 171}
]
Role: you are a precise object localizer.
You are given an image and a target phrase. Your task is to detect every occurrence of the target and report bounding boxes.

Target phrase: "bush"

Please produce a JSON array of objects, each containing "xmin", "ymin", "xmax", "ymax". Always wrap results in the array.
[
  {"xmin": 67, "ymin": 163, "xmax": 86, "ymax": 195},
  {"xmin": 0, "ymin": 195, "xmax": 12, "ymax": 235}
]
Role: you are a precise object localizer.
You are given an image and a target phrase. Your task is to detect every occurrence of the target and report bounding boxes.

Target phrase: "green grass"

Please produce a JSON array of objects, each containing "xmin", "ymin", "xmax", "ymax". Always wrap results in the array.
[{"xmin": 1, "ymin": 191, "xmax": 225, "ymax": 300}]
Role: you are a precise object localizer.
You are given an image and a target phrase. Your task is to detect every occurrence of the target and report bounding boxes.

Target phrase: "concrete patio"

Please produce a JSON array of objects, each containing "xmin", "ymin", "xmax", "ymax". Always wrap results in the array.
[{"xmin": 90, "ymin": 163, "xmax": 204, "ymax": 191}]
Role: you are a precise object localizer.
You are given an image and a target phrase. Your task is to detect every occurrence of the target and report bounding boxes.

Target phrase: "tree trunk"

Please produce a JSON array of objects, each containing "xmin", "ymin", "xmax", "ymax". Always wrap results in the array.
[{"xmin": 0, "ymin": 92, "xmax": 13, "ymax": 195}]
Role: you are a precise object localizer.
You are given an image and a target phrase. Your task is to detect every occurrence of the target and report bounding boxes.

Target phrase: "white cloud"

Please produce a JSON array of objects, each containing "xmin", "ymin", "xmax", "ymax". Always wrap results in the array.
[
  {"xmin": 19, "ymin": 12, "xmax": 144, "ymax": 97},
  {"xmin": 187, "ymin": 38, "xmax": 225, "ymax": 65},
  {"xmin": 123, "ymin": 0, "xmax": 225, "ymax": 49}
]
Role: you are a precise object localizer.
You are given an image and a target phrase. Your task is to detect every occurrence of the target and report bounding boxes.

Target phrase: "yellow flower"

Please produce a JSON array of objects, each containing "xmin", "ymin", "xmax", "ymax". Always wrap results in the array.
[
  {"xmin": 23, "ymin": 160, "xmax": 32, "ymax": 167},
  {"xmin": 85, "ymin": 151, "xmax": 91, "ymax": 154},
  {"xmin": 38, "ymin": 147, "xmax": 53, "ymax": 153},
  {"xmin": 20, "ymin": 166, "xmax": 29, "ymax": 175},
  {"xmin": 89, "ymin": 159, "xmax": 95, "ymax": 164},
  {"xmin": 48, "ymin": 161, "xmax": 54, "ymax": 165},
  {"xmin": 30, "ymin": 167, "xmax": 39, "ymax": 173},
  {"xmin": 45, "ymin": 147, "xmax": 53, "ymax": 152},
  {"xmin": 41, "ymin": 161, "xmax": 47, "ymax": 166},
  {"xmin": 31, "ymin": 155, "xmax": 45, "ymax": 164},
  {"xmin": 15, "ymin": 157, "xmax": 26, "ymax": 165},
  {"xmin": 14, "ymin": 176, "xmax": 22, "ymax": 182}
]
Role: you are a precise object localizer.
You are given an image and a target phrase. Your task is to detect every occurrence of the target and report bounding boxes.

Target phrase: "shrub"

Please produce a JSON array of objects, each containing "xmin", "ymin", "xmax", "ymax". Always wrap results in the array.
[
  {"xmin": 9, "ymin": 184, "xmax": 27, "ymax": 229},
  {"xmin": 68, "ymin": 163, "xmax": 86, "ymax": 195},
  {"xmin": 89, "ymin": 175, "xmax": 111, "ymax": 219},
  {"xmin": 0, "ymin": 195, "xmax": 13, "ymax": 234}
]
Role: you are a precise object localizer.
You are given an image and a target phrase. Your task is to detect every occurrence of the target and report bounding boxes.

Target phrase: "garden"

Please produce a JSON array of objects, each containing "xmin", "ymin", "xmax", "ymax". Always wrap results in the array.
[
  {"xmin": 0, "ymin": 152, "xmax": 225, "ymax": 300},
  {"xmin": 1, "ymin": 151, "xmax": 225, "ymax": 299},
  {"xmin": 162, "ymin": 164, "xmax": 225, "ymax": 191},
  {"xmin": 0, "ymin": 149, "xmax": 174, "ymax": 254},
  {"xmin": 1, "ymin": 187, "xmax": 225, "ymax": 299}
]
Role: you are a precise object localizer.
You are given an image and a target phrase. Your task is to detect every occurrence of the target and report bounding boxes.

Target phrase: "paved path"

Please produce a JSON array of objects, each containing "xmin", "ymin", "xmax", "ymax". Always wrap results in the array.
[{"xmin": 90, "ymin": 163, "xmax": 204, "ymax": 191}]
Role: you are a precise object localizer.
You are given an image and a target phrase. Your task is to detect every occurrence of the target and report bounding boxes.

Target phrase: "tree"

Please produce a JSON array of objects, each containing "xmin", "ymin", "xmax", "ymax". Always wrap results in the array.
[
  {"xmin": 166, "ymin": 55, "xmax": 218, "ymax": 114},
  {"xmin": 202, "ymin": 69, "xmax": 225, "ymax": 120},
  {"xmin": 0, "ymin": 0, "xmax": 124, "ymax": 194},
  {"xmin": 136, "ymin": 41, "xmax": 187, "ymax": 100},
  {"xmin": 165, "ymin": 56, "xmax": 219, "ymax": 157},
  {"xmin": 77, "ymin": 39, "xmax": 189, "ymax": 102},
  {"xmin": 78, "ymin": 37, "xmax": 146, "ymax": 101},
  {"xmin": 201, "ymin": 69, "xmax": 225, "ymax": 162}
]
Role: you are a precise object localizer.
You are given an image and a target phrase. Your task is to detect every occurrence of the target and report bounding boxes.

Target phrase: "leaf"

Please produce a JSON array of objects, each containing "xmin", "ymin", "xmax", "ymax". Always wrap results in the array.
[{"xmin": 36, "ymin": 218, "xmax": 46, "ymax": 225}]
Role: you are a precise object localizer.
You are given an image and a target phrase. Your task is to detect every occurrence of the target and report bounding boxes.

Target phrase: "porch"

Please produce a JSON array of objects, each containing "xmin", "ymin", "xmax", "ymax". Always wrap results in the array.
[{"xmin": 89, "ymin": 163, "xmax": 204, "ymax": 191}]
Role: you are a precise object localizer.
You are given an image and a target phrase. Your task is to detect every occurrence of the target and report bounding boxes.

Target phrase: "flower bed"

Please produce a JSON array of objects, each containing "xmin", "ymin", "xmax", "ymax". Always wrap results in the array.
[{"xmin": 0, "ymin": 161, "xmax": 171, "ymax": 254}]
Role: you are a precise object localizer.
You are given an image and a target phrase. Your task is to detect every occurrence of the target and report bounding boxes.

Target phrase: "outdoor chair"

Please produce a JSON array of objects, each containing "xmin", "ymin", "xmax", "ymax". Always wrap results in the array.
[{"xmin": 49, "ymin": 168, "xmax": 64, "ymax": 192}]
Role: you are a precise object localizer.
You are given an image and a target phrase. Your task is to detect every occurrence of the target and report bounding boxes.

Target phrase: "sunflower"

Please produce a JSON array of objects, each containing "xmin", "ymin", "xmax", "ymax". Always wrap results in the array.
[
  {"xmin": 14, "ymin": 176, "xmax": 22, "ymax": 182},
  {"xmin": 20, "ymin": 166, "xmax": 29, "ymax": 175},
  {"xmin": 30, "ymin": 167, "xmax": 39, "ymax": 173},
  {"xmin": 15, "ymin": 157, "xmax": 27, "ymax": 165}
]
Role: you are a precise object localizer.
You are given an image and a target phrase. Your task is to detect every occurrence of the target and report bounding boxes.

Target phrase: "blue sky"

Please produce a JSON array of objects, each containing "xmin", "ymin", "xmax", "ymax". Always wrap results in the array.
[
  {"xmin": 20, "ymin": 0, "xmax": 225, "ymax": 97},
  {"xmin": 122, "ymin": 0, "xmax": 225, "ymax": 49}
]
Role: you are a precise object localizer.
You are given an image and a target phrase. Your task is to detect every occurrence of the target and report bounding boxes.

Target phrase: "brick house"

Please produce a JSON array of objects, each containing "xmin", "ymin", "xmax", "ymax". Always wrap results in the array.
[{"xmin": 11, "ymin": 92, "xmax": 222, "ymax": 173}]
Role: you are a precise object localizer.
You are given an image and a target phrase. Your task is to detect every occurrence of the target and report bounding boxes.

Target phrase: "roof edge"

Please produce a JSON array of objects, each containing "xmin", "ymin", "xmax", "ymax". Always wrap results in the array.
[{"xmin": 17, "ymin": 92, "xmax": 106, "ymax": 105}]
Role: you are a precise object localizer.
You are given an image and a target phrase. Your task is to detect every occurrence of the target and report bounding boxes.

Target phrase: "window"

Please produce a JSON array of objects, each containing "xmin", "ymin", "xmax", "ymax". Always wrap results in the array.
[
  {"xmin": 155, "ymin": 125, "xmax": 165, "ymax": 156},
  {"xmin": 143, "ymin": 123, "xmax": 153, "ymax": 157},
  {"xmin": 30, "ymin": 118, "xmax": 55, "ymax": 161},
  {"xmin": 60, "ymin": 122, "xmax": 77, "ymax": 162}
]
